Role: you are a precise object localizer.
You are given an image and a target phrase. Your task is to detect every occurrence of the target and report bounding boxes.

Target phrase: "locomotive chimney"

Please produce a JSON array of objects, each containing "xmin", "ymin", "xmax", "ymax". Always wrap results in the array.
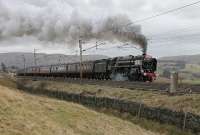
[{"xmin": 142, "ymin": 39, "xmax": 147, "ymax": 57}]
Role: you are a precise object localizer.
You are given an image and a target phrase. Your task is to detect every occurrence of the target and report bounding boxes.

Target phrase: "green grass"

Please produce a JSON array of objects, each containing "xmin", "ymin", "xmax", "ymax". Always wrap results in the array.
[
  {"xmin": 183, "ymin": 64, "xmax": 200, "ymax": 73},
  {"xmin": 181, "ymin": 79, "xmax": 200, "ymax": 85},
  {"xmin": 158, "ymin": 63, "xmax": 200, "ymax": 83}
]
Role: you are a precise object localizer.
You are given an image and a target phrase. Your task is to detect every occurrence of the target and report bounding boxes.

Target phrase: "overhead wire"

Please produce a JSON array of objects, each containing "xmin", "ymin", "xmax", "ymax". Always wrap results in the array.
[
  {"xmin": 83, "ymin": 42, "xmax": 143, "ymax": 55},
  {"xmin": 56, "ymin": 0, "xmax": 200, "ymax": 56},
  {"xmin": 81, "ymin": 0, "xmax": 200, "ymax": 54},
  {"xmin": 147, "ymin": 26, "xmax": 200, "ymax": 39},
  {"xmin": 125, "ymin": 0, "xmax": 200, "ymax": 25}
]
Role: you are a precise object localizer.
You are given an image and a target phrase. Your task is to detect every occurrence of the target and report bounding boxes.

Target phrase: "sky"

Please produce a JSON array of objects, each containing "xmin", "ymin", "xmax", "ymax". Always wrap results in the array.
[{"xmin": 0, "ymin": 0, "xmax": 200, "ymax": 57}]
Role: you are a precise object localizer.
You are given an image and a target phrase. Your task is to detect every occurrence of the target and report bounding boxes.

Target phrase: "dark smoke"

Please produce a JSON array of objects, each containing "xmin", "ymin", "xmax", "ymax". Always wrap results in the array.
[{"xmin": 0, "ymin": 0, "xmax": 147, "ymax": 50}]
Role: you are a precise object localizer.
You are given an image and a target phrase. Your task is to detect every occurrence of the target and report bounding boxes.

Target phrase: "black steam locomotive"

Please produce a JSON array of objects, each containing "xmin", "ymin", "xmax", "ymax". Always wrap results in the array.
[{"xmin": 17, "ymin": 55, "xmax": 157, "ymax": 82}]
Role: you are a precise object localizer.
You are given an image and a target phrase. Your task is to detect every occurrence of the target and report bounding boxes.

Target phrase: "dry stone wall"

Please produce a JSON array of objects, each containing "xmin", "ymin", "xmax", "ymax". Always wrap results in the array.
[{"xmin": 17, "ymin": 83, "xmax": 200, "ymax": 133}]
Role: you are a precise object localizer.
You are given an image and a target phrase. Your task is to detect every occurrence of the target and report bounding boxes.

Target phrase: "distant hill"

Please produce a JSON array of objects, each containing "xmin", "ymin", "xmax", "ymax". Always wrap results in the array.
[
  {"xmin": 158, "ymin": 54, "xmax": 200, "ymax": 80},
  {"xmin": 0, "ymin": 52, "xmax": 109, "ymax": 70},
  {"xmin": 160, "ymin": 54, "xmax": 200, "ymax": 64}
]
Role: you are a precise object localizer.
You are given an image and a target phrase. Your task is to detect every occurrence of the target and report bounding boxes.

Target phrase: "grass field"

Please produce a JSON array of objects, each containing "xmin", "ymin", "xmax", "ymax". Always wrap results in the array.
[
  {"xmin": 157, "ymin": 63, "xmax": 200, "ymax": 84},
  {"xmin": 23, "ymin": 80, "xmax": 200, "ymax": 116},
  {"xmin": 0, "ymin": 76, "xmax": 197, "ymax": 135},
  {"xmin": 0, "ymin": 83, "xmax": 163, "ymax": 135},
  {"xmin": 183, "ymin": 64, "xmax": 200, "ymax": 73}
]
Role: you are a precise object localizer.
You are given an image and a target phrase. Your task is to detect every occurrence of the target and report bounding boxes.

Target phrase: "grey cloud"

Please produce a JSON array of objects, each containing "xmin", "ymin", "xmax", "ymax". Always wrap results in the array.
[{"xmin": 0, "ymin": 0, "xmax": 200, "ymax": 57}]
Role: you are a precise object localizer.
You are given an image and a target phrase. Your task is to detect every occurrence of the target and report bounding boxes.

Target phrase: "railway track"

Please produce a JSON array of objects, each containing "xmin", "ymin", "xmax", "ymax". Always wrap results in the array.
[{"xmin": 17, "ymin": 76, "xmax": 200, "ymax": 93}]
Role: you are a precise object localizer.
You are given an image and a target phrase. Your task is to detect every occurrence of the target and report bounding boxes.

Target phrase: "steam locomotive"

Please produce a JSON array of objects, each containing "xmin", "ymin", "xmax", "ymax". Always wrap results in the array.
[{"xmin": 17, "ymin": 55, "xmax": 157, "ymax": 82}]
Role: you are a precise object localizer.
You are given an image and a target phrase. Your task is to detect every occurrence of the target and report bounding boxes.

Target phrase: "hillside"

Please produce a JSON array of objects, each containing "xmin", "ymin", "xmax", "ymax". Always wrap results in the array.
[
  {"xmin": 158, "ymin": 54, "xmax": 200, "ymax": 82},
  {"xmin": 0, "ymin": 52, "xmax": 108, "ymax": 70},
  {"xmin": 0, "ymin": 84, "xmax": 159, "ymax": 135},
  {"xmin": 160, "ymin": 54, "xmax": 200, "ymax": 64}
]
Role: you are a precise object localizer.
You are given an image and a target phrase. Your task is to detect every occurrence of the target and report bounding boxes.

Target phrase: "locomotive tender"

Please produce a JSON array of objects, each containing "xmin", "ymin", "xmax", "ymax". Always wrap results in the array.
[{"xmin": 17, "ymin": 55, "xmax": 157, "ymax": 82}]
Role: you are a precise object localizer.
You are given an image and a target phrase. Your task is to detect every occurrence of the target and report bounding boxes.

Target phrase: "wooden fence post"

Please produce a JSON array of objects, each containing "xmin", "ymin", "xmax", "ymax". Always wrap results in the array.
[
  {"xmin": 61, "ymin": 92, "xmax": 63, "ymax": 100},
  {"xmin": 183, "ymin": 111, "xmax": 187, "ymax": 130},
  {"xmin": 94, "ymin": 96, "xmax": 96, "ymax": 105},
  {"xmin": 138, "ymin": 102, "xmax": 142, "ymax": 118},
  {"xmin": 79, "ymin": 94, "xmax": 81, "ymax": 103}
]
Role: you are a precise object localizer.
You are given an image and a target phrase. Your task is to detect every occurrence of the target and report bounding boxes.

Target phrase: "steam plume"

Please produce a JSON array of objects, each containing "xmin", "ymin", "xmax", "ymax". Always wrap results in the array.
[{"xmin": 0, "ymin": 0, "xmax": 147, "ymax": 49}]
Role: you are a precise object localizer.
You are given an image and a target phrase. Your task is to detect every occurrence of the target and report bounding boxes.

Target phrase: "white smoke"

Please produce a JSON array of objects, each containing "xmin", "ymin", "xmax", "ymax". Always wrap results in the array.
[
  {"xmin": 110, "ymin": 73, "xmax": 128, "ymax": 81},
  {"xmin": 0, "ymin": 0, "xmax": 146, "ymax": 48}
]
